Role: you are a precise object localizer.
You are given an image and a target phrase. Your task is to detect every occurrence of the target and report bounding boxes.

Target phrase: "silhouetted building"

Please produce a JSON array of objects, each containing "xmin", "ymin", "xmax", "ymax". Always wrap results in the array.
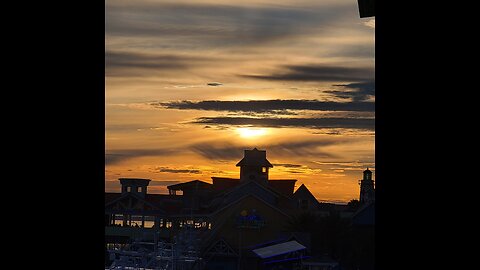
[
  {"xmin": 293, "ymin": 184, "xmax": 321, "ymax": 211},
  {"xmin": 105, "ymin": 149, "xmax": 367, "ymax": 269},
  {"xmin": 120, "ymin": 178, "xmax": 150, "ymax": 198},
  {"xmin": 352, "ymin": 201, "xmax": 375, "ymax": 227},
  {"xmin": 237, "ymin": 148, "xmax": 272, "ymax": 184},
  {"xmin": 359, "ymin": 168, "xmax": 375, "ymax": 204}
]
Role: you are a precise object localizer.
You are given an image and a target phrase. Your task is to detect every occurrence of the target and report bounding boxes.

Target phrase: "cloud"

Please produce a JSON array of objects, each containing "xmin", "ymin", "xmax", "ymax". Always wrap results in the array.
[
  {"xmin": 106, "ymin": 123, "xmax": 153, "ymax": 132},
  {"xmin": 106, "ymin": 2, "xmax": 354, "ymax": 48},
  {"xmin": 326, "ymin": 80, "xmax": 375, "ymax": 101},
  {"xmin": 268, "ymin": 140, "xmax": 345, "ymax": 158},
  {"xmin": 105, "ymin": 154, "xmax": 129, "ymax": 165},
  {"xmin": 190, "ymin": 139, "xmax": 347, "ymax": 161},
  {"xmin": 191, "ymin": 116, "xmax": 375, "ymax": 130},
  {"xmin": 105, "ymin": 149, "xmax": 176, "ymax": 165},
  {"xmin": 311, "ymin": 161, "xmax": 375, "ymax": 170},
  {"xmin": 272, "ymin": 163, "xmax": 303, "ymax": 168},
  {"xmin": 190, "ymin": 144, "xmax": 246, "ymax": 161},
  {"xmin": 156, "ymin": 166, "xmax": 202, "ymax": 174},
  {"xmin": 105, "ymin": 51, "xmax": 211, "ymax": 77},
  {"xmin": 242, "ymin": 65, "xmax": 374, "ymax": 82},
  {"xmin": 207, "ymin": 82, "xmax": 223, "ymax": 86},
  {"xmin": 157, "ymin": 99, "xmax": 374, "ymax": 113}
]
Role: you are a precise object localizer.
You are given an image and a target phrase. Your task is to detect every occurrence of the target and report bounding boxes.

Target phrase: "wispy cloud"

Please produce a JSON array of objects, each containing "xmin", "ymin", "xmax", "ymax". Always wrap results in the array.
[
  {"xmin": 191, "ymin": 116, "xmax": 375, "ymax": 130},
  {"xmin": 207, "ymin": 82, "xmax": 223, "ymax": 86},
  {"xmin": 156, "ymin": 166, "xmax": 202, "ymax": 174},
  {"xmin": 191, "ymin": 139, "xmax": 348, "ymax": 161},
  {"xmin": 106, "ymin": 2, "xmax": 354, "ymax": 48},
  {"xmin": 157, "ymin": 99, "xmax": 374, "ymax": 113},
  {"xmin": 311, "ymin": 161, "xmax": 375, "ymax": 171},
  {"xmin": 105, "ymin": 149, "xmax": 177, "ymax": 165},
  {"xmin": 243, "ymin": 65, "xmax": 374, "ymax": 82},
  {"xmin": 326, "ymin": 80, "xmax": 375, "ymax": 102},
  {"xmin": 190, "ymin": 144, "xmax": 245, "ymax": 161},
  {"xmin": 105, "ymin": 51, "xmax": 214, "ymax": 77},
  {"xmin": 272, "ymin": 163, "xmax": 303, "ymax": 168}
]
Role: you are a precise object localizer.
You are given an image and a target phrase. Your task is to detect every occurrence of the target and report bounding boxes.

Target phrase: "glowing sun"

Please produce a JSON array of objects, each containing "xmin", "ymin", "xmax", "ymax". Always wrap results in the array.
[{"xmin": 236, "ymin": 127, "xmax": 268, "ymax": 138}]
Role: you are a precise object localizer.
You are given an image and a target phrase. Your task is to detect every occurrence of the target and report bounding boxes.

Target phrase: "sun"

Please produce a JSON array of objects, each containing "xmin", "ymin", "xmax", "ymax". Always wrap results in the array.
[{"xmin": 236, "ymin": 127, "xmax": 268, "ymax": 138}]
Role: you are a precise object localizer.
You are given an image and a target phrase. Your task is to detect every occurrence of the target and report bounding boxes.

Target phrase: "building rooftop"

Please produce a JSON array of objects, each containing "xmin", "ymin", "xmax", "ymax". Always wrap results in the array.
[{"xmin": 236, "ymin": 148, "xmax": 273, "ymax": 167}]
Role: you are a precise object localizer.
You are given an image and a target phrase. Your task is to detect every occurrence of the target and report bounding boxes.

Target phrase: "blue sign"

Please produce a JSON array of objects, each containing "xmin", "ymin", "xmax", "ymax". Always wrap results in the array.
[{"xmin": 235, "ymin": 209, "xmax": 265, "ymax": 229}]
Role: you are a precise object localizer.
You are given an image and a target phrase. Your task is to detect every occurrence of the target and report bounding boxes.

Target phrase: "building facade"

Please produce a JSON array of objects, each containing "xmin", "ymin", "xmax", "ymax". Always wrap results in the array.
[{"xmin": 105, "ymin": 148, "xmax": 372, "ymax": 269}]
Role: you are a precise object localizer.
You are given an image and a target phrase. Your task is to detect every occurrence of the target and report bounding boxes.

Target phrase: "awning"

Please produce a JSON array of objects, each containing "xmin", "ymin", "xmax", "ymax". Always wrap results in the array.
[{"xmin": 252, "ymin": 240, "xmax": 306, "ymax": 259}]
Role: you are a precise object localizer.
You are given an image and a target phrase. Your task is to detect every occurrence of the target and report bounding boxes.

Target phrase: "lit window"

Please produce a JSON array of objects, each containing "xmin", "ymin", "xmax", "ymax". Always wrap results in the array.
[{"xmin": 262, "ymin": 167, "xmax": 267, "ymax": 173}]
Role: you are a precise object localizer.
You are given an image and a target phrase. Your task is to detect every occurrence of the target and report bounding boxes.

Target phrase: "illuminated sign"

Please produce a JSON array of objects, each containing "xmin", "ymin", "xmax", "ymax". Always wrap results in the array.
[{"xmin": 235, "ymin": 209, "xmax": 265, "ymax": 229}]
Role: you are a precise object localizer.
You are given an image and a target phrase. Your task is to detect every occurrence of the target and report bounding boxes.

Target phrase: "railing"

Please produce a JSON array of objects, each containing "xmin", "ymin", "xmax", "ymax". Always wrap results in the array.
[{"xmin": 105, "ymin": 227, "xmax": 169, "ymax": 241}]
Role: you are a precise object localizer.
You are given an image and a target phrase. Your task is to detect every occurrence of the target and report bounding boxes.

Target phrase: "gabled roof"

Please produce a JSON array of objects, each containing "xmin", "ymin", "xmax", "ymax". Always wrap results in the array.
[
  {"xmin": 167, "ymin": 179, "xmax": 212, "ymax": 191},
  {"xmin": 236, "ymin": 148, "xmax": 273, "ymax": 167},
  {"xmin": 205, "ymin": 238, "xmax": 238, "ymax": 256},
  {"xmin": 105, "ymin": 192, "xmax": 186, "ymax": 215},
  {"xmin": 269, "ymin": 179, "xmax": 297, "ymax": 197},
  {"xmin": 211, "ymin": 177, "xmax": 297, "ymax": 197},
  {"xmin": 222, "ymin": 179, "xmax": 279, "ymax": 198},
  {"xmin": 208, "ymin": 180, "xmax": 297, "ymax": 213},
  {"xmin": 104, "ymin": 192, "xmax": 164, "ymax": 211},
  {"xmin": 293, "ymin": 184, "xmax": 321, "ymax": 208},
  {"xmin": 210, "ymin": 192, "xmax": 292, "ymax": 219}
]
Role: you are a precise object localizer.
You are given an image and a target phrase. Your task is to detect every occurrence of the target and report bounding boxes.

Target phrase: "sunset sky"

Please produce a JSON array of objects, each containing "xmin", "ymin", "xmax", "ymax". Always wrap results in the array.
[{"xmin": 105, "ymin": 0, "xmax": 375, "ymax": 203}]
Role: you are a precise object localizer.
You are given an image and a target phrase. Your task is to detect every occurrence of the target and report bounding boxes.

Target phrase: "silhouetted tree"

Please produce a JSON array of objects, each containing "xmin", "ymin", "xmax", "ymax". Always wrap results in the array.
[{"xmin": 347, "ymin": 199, "xmax": 360, "ymax": 211}]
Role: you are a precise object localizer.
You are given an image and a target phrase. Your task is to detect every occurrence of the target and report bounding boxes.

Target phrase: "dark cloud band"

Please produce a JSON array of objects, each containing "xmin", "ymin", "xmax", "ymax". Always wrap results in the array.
[
  {"xmin": 191, "ymin": 117, "xmax": 374, "ymax": 130},
  {"xmin": 243, "ymin": 65, "xmax": 374, "ymax": 82},
  {"xmin": 190, "ymin": 140, "xmax": 346, "ymax": 161},
  {"xmin": 157, "ymin": 99, "xmax": 374, "ymax": 113}
]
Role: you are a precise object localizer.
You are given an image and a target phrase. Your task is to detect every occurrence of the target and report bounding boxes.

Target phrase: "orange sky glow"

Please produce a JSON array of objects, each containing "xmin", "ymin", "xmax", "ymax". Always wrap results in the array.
[{"xmin": 106, "ymin": 0, "xmax": 375, "ymax": 203}]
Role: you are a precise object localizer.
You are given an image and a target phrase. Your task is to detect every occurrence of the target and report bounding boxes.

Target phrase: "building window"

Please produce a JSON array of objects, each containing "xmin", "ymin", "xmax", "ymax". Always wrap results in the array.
[
  {"xmin": 166, "ymin": 221, "xmax": 173, "ymax": 228},
  {"xmin": 158, "ymin": 218, "xmax": 164, "ymax": 228},
  {"xmin": 113, "ymin": 214, "xmax": 124, "ymax": 226},
  {"xmin": 262, "ymin": 167, "xmax": 267, "ymax": 173},
  {"xmin": 127, "ymin": 187, "xmax": 131, "ymax": 192}
]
